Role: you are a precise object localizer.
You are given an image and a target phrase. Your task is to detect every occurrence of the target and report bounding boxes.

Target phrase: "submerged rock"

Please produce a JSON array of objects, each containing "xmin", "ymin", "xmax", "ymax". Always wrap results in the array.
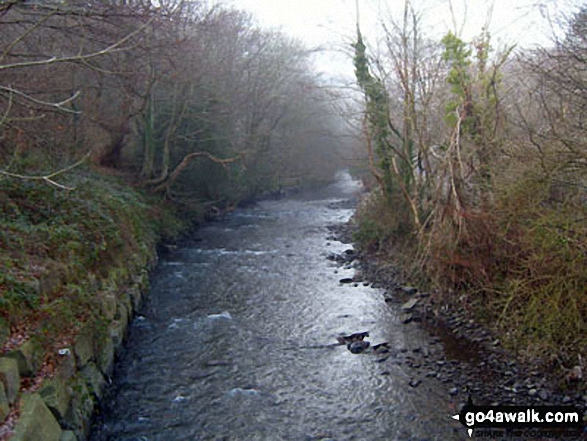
[
  {"xmin": 348, "ymin": 341, "xmax": 370, "ymax": 354},
  {"xmin": 336, "ymin": 332, "xmax": 369, "ymax": 345}
]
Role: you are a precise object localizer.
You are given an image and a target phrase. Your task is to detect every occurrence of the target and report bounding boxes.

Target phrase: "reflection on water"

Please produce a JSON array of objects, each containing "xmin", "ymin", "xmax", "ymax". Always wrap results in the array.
[{"xmin": 91, "ymin": 171, "xmax": 463, "ymax": 441}]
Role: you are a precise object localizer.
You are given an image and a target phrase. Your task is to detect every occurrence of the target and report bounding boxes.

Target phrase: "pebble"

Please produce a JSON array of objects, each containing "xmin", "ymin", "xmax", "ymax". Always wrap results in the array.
[
  {"xmin": 409, "ymin": 379, "xmax": 422, "ymax": 388},
  {"xmin": 401, "ymin": 314, "xmax": 413, "ymax": 324},
  {"xmin": 337, "ymin": 239, "xmax": 586, "ymax": 415},
  {"xmin": 401, "ymin": 298, "xmax": 419, "ymax": 311},
  {"xmin": 401, "ymin": 286, "xmax": 418, "ymax": 295}
]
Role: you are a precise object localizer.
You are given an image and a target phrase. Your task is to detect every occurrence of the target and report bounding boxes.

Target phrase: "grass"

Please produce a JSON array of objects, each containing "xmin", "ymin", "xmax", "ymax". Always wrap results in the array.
[
  {"xmin": 487, "ymin": 177, "xmax": 587, "ymax": 372},
  {"xmin": 0, "ymin": 169, "xmax": 190, "ymax": 355}
]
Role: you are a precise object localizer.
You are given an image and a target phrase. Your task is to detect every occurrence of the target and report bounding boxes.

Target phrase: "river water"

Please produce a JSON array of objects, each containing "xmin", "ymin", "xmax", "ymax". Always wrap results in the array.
[{"xmin": 91, "ymin": 172, "xmax": 464, "ymax": 441}]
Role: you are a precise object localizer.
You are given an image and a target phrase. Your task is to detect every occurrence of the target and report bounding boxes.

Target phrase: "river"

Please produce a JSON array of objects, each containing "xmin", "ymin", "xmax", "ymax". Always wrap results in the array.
[{"xmin": 90, "ymin": 171, "xmax": 464, "ymax": 440}]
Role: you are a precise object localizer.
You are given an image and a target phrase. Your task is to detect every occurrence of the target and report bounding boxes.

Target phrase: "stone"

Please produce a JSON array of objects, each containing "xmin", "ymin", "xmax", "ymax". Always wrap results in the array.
[
  {"xmin": 74, "ymin": 329, "xmax": 95, "ymax": 368},
  {"xmin": 54, "ymin": 349, "xmax": 77, "ymax": 381},
  {"xmin": 127, "ymin": 285, "xmax": 143, "ymax": 312},
  {"xmin": 400, "ymin": 286, "xmax": 418, "ymax": 295},
  {"xmin": 401, "ymin": 314, "xmax": 413, "ymax": 324},
  {"xmin": 60, "ymin": 431, "xmax": 78, "ymax": 441},
  {"xmin": 401, "ymin": 298, "xmax": 419, "ymax": 311},
  {"xmin": 339, "ymin": 278, "xmax": 353, "ymax": 284},
  {"xmin": 109, "ymin": 320, "xmax": 127, "ymax": 352},
  {"xmin": 0, "ymin": 318, "xmax": 9, "ymax": 348},
  {"xmin": 6, "ymin": 339, "xmax": 43, "ymax": 378},
  {"xmin": 0, "ymin": 382, "xmax": 9, "ymax": 422},
  {"xmin": 96, "ymin": 336, "xmax": 115, "ymax": 377},
  {"xmin": 38, "ymin": 377, "xmax": 71, "ymax": 424},
  {"xmin": 80, "ymin": 362, "xmax": 106, "ymax": 400},
  {"xmin": 449, "ymin": 387, "xmax": 459, "ymax": 396},
  {"xmin": 538, "ymin": 389, "xmax": 549, "ymax": 401},
  {"xmin": 64, "ymin": 374, "xmax": 95, "ymax": 438},
  {"xmin": 409, "ymin": 379, "xmax": 422, "ymax": 388},
  {"xmin": 11, "ymin": 393, "xmax": 62, "ymax": 441},
  {"xmin": 0, "ymin": 356, "xmax": 20, "ymax": 404},
  {"xmin": 383, "ymin": 293, "xmax": 394, "ymax": 303},
  {"xmin": 99, "ymin": 294, "xmax": 118, "ymax": 320},
  {"xmin": 348, "ymin": 341, "xmax": 370, "ymax": 354},
  {"xmin": 135, "ymin": 269, "xmax": 150, "ymax": 292}
]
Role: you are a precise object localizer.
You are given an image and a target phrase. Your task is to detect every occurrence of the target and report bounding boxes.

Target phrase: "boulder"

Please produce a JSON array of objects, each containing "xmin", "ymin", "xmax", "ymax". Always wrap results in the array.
[
  {"xmin": 73, "ymin": 329, "xmax": 95, "ymax": 368},
  {"xmin": 348, "ymin": 341, "xmax": 370, "ymax": 354},
  {"xmin": 11, "ymin": 393, "xmax": 62, "ymax": 441},
  {"xmin": 99, "ymin": 293, "xmax": 118, "ymax": 320},
  {"xmin": 6, "ymin": 339, "xmax": 43, "ymax": 378},
  {"xmin": 38, "ymin": 377, "xmax": 72, "ymax": 425},
  {"xmin": 60, "ymin": 431, "xmax": 78, "ymax": 441},
  {"xmin": 127, "ymin": 285, "xmax": 143, "ymax": 313},
  {"xmin": 63, "ymin": 374, "xmax": 94, "ymax": 438},
  {"xmin": 0, "ymin": 318, "xmax": 9, "ymax": 348},
  {"xmin": 0, "ymin": 356, "xmax": 20, "ymax": 404},
  {"xmin": 80, "ymin": 362, "xmax": 106, "ymax": 400},
  {"xmin": 0, "ymin": 382, "xmax": 9, "ymax": 422},
  {"xmin": 109, "ymin": 314, "xmax": 129, "ymax": 352},
  {"xmin": 96, "ymin": 336, "xmax": 115, "ymax": 377}
]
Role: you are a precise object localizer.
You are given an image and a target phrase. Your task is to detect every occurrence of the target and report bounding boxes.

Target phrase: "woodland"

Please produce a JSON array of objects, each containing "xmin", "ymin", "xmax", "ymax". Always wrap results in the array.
[{"xmin": 0, "ymin": 0, "xmax": 585, "ymax": 426}]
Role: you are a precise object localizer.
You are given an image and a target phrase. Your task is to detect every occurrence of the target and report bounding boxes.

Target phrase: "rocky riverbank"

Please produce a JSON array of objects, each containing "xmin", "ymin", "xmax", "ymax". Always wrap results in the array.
[
  {"xmin": 327, "ymin": 221, "xmax": 587, "ymax": 438},
  {"xmin": 0, "ymin": 173, "xmax": 194, "ymax": 441}
]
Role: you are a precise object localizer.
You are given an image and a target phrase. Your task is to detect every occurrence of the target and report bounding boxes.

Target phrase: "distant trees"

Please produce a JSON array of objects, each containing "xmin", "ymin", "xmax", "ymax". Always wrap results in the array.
[{"xmin": 1, "ymin": 0, "xmax": 347, "ymax": 202}]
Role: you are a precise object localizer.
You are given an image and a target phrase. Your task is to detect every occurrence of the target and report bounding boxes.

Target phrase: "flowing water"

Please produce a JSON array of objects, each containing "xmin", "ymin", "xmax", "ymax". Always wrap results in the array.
[{"xmin": 91, "ymin": 172, "xmax": 464, "ymax": 441}]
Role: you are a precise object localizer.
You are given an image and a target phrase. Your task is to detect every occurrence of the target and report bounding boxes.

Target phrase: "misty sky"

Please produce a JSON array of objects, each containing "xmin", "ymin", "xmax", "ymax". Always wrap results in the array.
[{"xmin": 221, "ymin": 0, "xmax": 579, "ymax": 79}]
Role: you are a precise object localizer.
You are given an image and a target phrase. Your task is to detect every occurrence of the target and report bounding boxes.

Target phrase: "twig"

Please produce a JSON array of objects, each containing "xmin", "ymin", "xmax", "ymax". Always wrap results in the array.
[
  {"xmin": 0, "ymin": 151, "xmax": 91, "ymax": 190},
  {"xmin": 0, "ymin": 86, "xmax": 81, "ymax": 113}
]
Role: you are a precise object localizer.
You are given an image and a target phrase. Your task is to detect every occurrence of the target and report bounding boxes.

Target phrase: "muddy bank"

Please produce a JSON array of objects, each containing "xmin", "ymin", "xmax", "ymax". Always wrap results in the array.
[{"xmin": 327, "ymin": 222, "xmax": 587, "ymax": 429}]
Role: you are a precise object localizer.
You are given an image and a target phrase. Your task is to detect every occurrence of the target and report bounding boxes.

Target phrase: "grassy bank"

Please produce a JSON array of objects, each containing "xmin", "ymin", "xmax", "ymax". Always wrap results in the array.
[{"xmin": 0, "ymin": 169, "xmax": 200, "ymax": 436}]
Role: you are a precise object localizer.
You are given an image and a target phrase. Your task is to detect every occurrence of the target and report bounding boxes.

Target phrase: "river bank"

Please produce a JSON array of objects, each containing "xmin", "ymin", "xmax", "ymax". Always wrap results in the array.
[
  {"xmin": 327, "ymin": 220, "xmax": 587, "ymax": 435},
  {"xmin": 0, "ymin": 171, "xmax": 197, "ymax": 440},
  {"xmin": 0, "ymin": 170, "xmax": 334, "ymax": 440}
]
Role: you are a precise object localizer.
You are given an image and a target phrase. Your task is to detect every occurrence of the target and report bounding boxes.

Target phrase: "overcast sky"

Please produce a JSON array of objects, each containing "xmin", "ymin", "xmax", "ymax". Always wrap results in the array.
[{"xmin": 220, "ymin": 0, "xmax": 580, "ymax": 79}]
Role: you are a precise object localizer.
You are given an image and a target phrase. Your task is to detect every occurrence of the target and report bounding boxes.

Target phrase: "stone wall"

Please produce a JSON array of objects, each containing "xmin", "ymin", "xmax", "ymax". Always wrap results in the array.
[{"xmin": 1, "ymin": 256, "xmax": 157, "ymax": 441}]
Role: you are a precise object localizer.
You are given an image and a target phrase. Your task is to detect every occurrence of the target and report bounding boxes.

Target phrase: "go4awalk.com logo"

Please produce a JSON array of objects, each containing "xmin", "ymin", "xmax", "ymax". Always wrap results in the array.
[{"xmin": 451, "ymin": 397, "xmax": 585, "ymax": 438}]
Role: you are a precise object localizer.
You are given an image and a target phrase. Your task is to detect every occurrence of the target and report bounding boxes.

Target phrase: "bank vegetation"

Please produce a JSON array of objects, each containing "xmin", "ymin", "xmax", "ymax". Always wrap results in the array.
[{"xmin": 352, "ymin": 2, "xmax": 586, "ymax": 387}]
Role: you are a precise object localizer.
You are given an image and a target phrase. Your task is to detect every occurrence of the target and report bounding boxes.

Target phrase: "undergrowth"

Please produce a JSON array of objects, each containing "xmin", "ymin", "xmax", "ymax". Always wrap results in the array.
[
  {"xmin": 0, "ymin": 169, "xmax": 190, "ymax": 351},
  {"xmin": 354, "ymin": 175, "xmax": 586, "ymax": 386}
]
